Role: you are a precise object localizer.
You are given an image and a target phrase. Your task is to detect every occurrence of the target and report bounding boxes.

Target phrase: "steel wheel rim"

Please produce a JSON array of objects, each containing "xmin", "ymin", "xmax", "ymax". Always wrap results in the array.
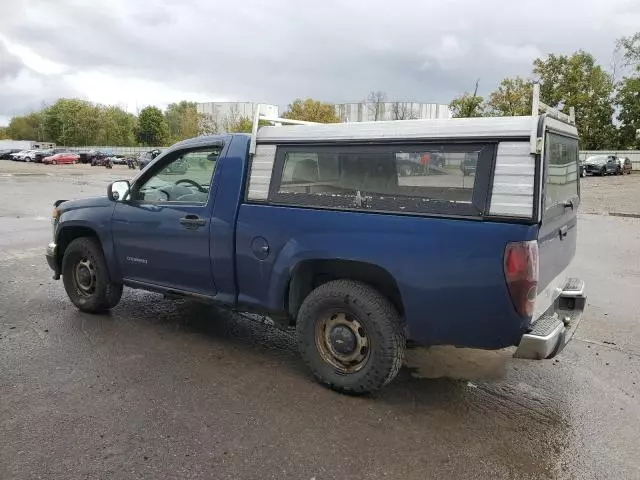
[
  {"xmin": 74, "ymin": 257, "xmax": 96, "ymax": 296},
  {"xmin": 315, "ymin": 311, "xmax": 370, "ymax": 374}
]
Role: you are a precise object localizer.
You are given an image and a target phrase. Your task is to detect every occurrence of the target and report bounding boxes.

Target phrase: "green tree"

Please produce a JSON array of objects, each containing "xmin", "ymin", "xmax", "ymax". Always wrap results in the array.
[
  {"xmin": 7, "ymin": 112, "xmax": 45, "ymax": 140},
  {"xmin": 486, "ymin": 77, "xmax": 533, "ymax": 116},
  {"xmin": 0, "ymin": 126, "xmax": 8, "ymax": 139},
  {"xmin": 534, "ymin": 51, "xmax": 615, "ymax": 149},
  {"xmin": 227, "ymin": 116, "xmax": 253, "ymax": 133},
  {"xmin": 283, "ymin": 98, "xmax": 340, "ymax": 123},
  {"xmin": 97, "ymin": 106, "xmax": 137, "ymax": 146},
  {"xmin": 165, "ymin": 101, "xmax": 199, "ymax": 142},
  {"xmin": 617, "ymin": 32, "xmax": 640, "ymax": 71},
  {"xmin": 450, "ymin": 93, "xmax": 485, "ymax": 117},
  {"xmin": 137, "ymin": 106, "xmax": 169, "ymax": 146},
  {"xmin": 43, "ymin": 99, "xmax": 104, "ymax": 146},
  {"xmin": 616, "ymin": 76, "xmax": 640, "ymax": 149}
]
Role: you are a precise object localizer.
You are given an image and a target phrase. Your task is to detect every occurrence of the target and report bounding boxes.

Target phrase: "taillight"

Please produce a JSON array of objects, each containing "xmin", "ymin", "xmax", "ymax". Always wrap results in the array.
[{"xmin": 504, "ymin": 240, "xmax": 539, "ymax": 318}]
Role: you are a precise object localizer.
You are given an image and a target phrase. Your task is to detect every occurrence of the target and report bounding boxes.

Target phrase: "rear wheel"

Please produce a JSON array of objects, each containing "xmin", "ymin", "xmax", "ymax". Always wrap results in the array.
[
  {"xmin": 25, "ymin": 157, "xmax": 31, "ymax": 163},
  {"xmin": 296, "ymin": 280, "xmax": 405, "ymax": 394},
  {"xmin": 62, "ymin": 237, "xmax": 122, "ymax": 313}
]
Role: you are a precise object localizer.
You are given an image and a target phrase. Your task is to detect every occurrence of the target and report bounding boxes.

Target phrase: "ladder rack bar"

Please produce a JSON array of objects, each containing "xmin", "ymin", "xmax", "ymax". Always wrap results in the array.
[
  {"xmin": 249, "ymin": 104, "xmax": 320, "ymax": 155},
  {"xmin": 259, "ymin": 115, "xmax": 318, "ymax": 126},
  {"xmin": 530, "ymin": 82, "xmax": 576, "ymax": 154}
]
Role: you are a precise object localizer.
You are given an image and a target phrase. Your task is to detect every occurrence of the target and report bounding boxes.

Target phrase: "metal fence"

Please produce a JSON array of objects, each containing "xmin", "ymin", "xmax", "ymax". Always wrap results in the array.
[
  {"xmin": 58, "ymin": 146, "xmax": 166, "ymax": 156},
  {"xmin": 580, "ymin": 150, "xmax": 640, "ymax": 172}
]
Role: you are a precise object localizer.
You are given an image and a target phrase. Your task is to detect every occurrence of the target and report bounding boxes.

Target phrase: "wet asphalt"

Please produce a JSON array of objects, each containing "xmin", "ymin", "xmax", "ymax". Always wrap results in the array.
[{"xmin": 1, "ymin": 164, "xmax": 639, "ymax": 479}]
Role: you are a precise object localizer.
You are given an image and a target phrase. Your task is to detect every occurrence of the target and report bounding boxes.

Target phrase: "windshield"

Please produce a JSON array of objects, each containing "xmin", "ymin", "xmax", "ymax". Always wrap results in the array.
[{"xmin": 585, "ymin": 155, "xmax": 607, "ymax": 163}]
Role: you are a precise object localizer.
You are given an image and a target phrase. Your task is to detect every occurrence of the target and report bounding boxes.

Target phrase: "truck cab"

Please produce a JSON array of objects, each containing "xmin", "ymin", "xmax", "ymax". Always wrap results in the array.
[{"xmin": 45, "ymin": 86, "xmax": 586, "ymax": 394}]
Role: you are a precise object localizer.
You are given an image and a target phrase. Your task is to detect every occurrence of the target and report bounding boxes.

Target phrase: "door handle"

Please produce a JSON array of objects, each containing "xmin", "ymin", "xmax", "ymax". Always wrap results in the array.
[
  {"xmin": 559, "ymin": 225, "xmax": 568, "ymax": 240},
  {"xmin": 180, "ymin": 215, "xmax": 206, "ymax": 228}
]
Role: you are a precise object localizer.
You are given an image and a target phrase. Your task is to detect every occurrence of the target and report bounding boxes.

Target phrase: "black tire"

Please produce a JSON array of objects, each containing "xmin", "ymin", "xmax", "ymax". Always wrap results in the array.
[
  {"xmin": 296, "ymin": 280, "xmax": 405, "ymax": 394},
  {"xmin": 62, "ymin": 237, "xmax": 122, "ymax": 313}
]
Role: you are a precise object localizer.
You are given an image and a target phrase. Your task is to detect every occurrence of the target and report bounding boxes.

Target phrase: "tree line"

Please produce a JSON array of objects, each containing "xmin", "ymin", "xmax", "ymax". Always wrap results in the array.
[
  {"xmin": 2, "ymin": 32, "xmax": 639, "ymax": 150},
  {"xmin": 450, "ymin": 34, "xmax": 640, "ymax": 150},
  {"xmin": 0, "ymin": 97, "xmax": 342, "ymax": 147},
  {"xmin": 1, "ymin": 100, "xmax": 198, "ymax": 147}
]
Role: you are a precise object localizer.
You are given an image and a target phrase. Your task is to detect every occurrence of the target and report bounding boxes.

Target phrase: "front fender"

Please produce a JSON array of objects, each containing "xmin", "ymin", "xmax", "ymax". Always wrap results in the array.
[{"xmin": 56, "ymin": 205, "xmax": 121, "ymax": 282}]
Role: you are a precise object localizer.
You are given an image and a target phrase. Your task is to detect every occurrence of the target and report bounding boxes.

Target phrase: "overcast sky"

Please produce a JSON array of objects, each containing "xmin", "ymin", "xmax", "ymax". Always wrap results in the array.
[{"xmin": 0, "ymin": 0, "xmax": 639, "ymax": 125}]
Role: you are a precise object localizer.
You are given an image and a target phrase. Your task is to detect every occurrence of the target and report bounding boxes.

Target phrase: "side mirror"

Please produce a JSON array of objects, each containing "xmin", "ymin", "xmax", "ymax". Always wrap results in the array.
[{"xmin": 108, "ymin": 180, "xmax": 131, "ymax": 202}]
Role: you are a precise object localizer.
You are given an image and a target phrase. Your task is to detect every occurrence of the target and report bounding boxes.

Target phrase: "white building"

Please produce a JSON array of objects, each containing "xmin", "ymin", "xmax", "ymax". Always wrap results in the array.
[
  {"xmin": 332, "ymin": 102, "xmax": 452, "ymax": 123},
  {"xmin": 196, "ymin": 102, "xmax": 279, "ymax": 128},
  {"xmin": 195, "ymin": 101, "xmax": 451, "ymax": 131}
]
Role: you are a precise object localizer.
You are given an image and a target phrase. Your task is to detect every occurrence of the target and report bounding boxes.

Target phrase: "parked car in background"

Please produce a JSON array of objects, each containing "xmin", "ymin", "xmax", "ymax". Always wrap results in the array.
[
  {"xmin": 90, "ymin": 153, "xmax": 110, "ymax": 166},
  {"xmin": 460, "ymin": 152, "xmax": 478, "ymax": 176},
  {"xmin": 584, "ymin": 155, "xmax": 619, "ymax": 176},
  {"xmin": 619, "ymin": 156, "xmax": 633, "ymax": 175},
  {"xmin": 79, "ymin": 150, "xmax": 100, "ymax": 164},
  {"xmin": 34, "ymin": 148, "xmax": 67, "ymax": 163},
  {"xmin": 34, "ymin": 149, "xmax": 53, "ymax": 163},
  {"xmin": 110, "ymin": 155, "xmax": 128, "ymax": 166},
  {"xmin": 0, "ymin": 149, "xmax": 21, "ymax": 160},
  {"xmin": 43, "ymin": 153, "xmax": 80, "ymax": 165},
  {"xmin": 138, "ymin": 149, "xmax": 162, "ymax": 170},
  {"xmin": 21, "ymin": 150, "xmax": 38, "ymax": 162},
  {"xmin": 11, "ymin": 149, "xmax": 38, "ymax": 162}
]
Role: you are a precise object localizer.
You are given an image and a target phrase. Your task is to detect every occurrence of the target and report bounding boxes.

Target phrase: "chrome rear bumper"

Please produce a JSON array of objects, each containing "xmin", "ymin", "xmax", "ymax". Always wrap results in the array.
[{"xmin": 515, "ymin": 278, "xmax": 586, "ymax": 360}]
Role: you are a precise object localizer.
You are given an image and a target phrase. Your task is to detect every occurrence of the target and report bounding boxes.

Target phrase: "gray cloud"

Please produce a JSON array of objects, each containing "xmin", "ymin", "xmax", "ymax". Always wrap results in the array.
[
  {"xmin": 0, "ymin": 39, "xmax": 79, "ymax": 120},
  {"xmin": 0, "ymin": 0, "xmax": 638, "ymax": 120},
  {"xmin": 0, "ymin": 41, "xmax": 22, "ymax": 80}
]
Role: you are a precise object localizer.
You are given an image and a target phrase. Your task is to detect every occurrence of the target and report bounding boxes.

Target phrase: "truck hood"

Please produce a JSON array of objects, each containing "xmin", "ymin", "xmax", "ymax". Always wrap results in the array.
[{"xmin": 57, "ymin": 196, "xmax": 113, "ymax": 213}]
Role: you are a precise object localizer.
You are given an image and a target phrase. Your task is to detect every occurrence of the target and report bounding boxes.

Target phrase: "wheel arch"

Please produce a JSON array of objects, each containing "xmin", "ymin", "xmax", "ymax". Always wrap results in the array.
[
  {"xmin": 56, "ymin": 224, "xmax": 120, "ymax": 281},
  {"xmin": 286, "ymin": 259, "xmax": 404, "ymax": 322}
]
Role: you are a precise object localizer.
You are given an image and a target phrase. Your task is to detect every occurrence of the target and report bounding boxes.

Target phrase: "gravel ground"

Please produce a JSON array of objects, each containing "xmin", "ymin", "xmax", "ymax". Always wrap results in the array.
[{"xmin": 579, "ymin": 172, "xmax": 640, "ymax": 216}]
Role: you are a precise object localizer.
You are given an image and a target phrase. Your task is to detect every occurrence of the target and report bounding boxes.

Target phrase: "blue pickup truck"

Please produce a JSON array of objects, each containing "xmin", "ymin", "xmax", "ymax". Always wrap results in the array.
[{"xmin": 45, "ymin": 93, "xmax": 586, "ymax": 394}]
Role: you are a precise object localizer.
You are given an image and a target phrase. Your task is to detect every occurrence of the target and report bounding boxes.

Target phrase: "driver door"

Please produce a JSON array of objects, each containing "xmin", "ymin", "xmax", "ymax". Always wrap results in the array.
[{"xmin": 111, "ymin": 145, "xmax": 222, "ymax": 296}]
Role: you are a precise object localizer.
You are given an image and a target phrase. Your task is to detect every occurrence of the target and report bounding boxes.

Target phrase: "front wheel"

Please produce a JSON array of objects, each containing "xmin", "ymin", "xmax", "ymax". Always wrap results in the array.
[
  {"xmin": 62, "ymin": 237, "xmax": 123, "ymax": 313},
  {"xmin": 296, "ymin": 280, "xmax": 406, "ymax": 394}
]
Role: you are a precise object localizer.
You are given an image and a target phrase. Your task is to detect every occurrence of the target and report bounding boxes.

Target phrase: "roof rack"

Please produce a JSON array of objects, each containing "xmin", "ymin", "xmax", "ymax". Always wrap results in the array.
[
  {"xmin": 530, "ymin": 82, "xmax": 576, "ymax": 154},
  {"xmin": 249, "ymin": 104, "xmax": 319, "ymax": 155}
]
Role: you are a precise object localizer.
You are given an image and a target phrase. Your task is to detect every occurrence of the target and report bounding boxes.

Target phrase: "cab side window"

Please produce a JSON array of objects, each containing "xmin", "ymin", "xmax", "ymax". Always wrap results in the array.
[{"xmin": 134, "ymin": 147, "xmax": 221, "ymax": 204}]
